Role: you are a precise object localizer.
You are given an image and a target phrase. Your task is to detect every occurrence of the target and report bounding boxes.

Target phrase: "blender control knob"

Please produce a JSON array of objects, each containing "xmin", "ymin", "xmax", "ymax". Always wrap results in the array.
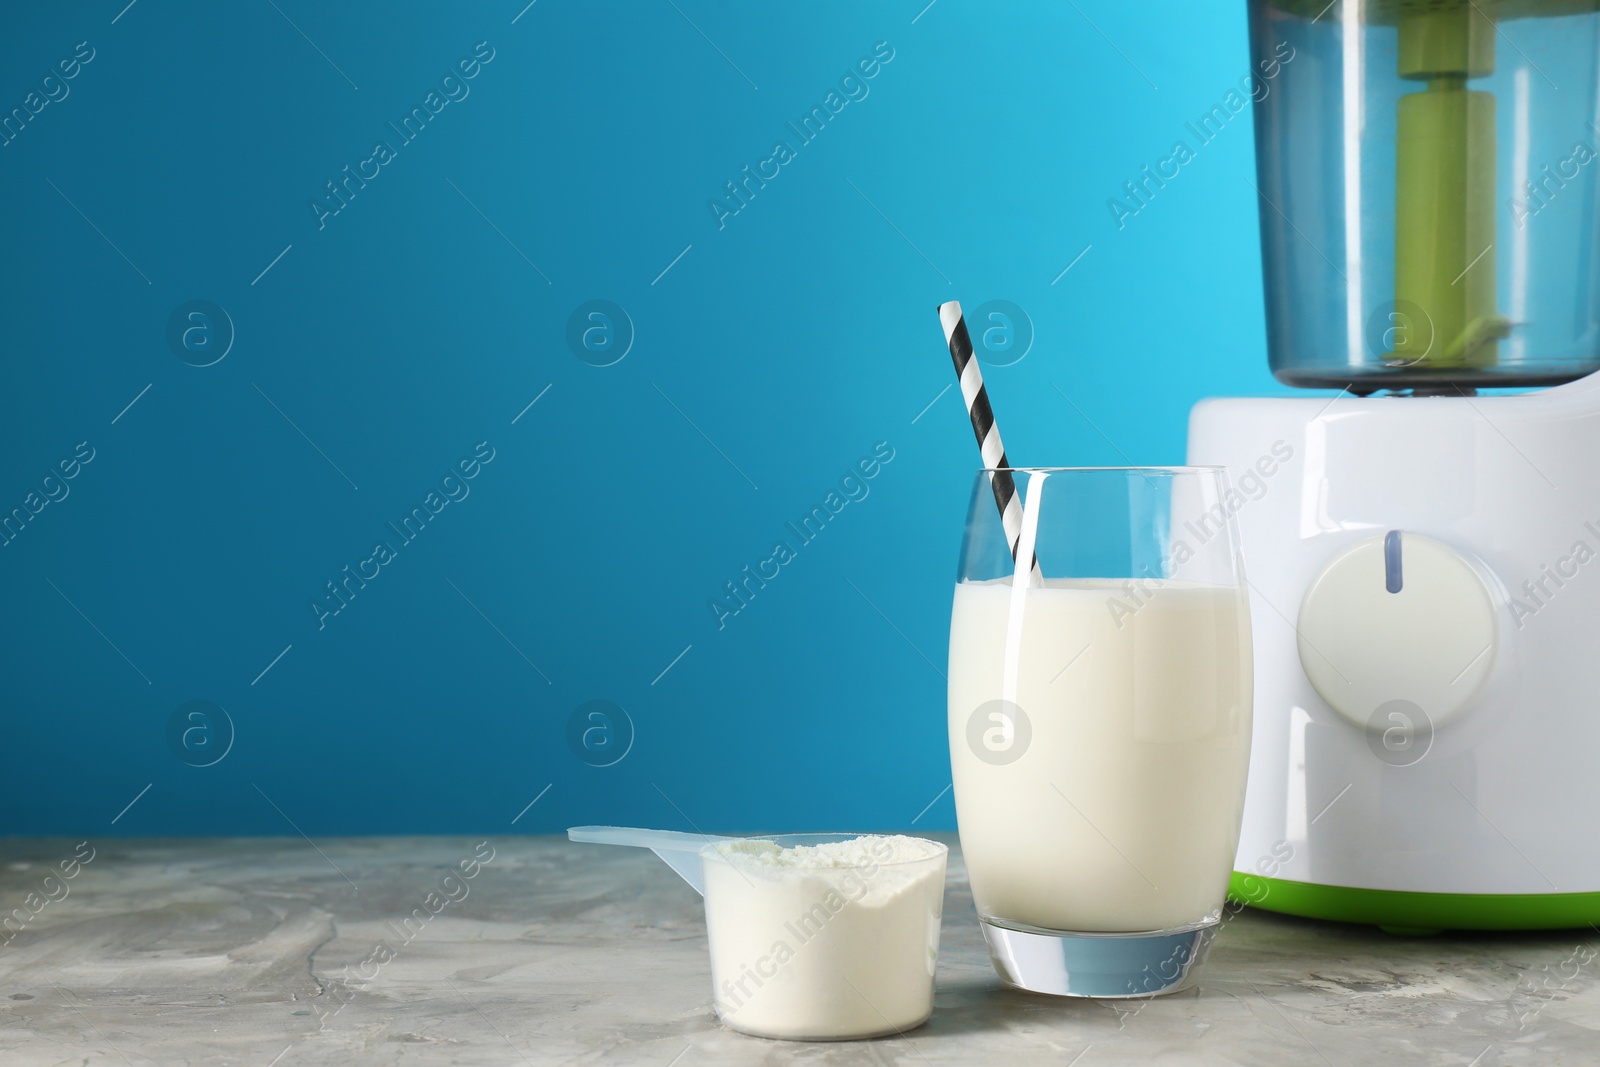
[{"xmin": 1296, "ymin": 532, "xmax": 1496, "ymax": 731}]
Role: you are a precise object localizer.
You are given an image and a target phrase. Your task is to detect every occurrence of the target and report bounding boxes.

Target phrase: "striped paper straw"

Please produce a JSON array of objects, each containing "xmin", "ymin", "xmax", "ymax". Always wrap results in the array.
[{"xmin": 938, "ymin": 300, "xmax": 1041, "ymax": 581}]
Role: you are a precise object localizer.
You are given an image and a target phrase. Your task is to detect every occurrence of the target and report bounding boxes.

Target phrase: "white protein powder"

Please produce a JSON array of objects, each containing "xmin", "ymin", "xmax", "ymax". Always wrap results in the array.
[{"xmin": 701, "ymin": 834, "xmax": 947, "ymax": 1040}]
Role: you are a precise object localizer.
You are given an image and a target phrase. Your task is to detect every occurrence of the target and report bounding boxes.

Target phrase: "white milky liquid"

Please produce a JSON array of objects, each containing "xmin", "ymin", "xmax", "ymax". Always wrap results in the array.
[
  {"xmin": 948, "ymin": 577, "xmax": 1252, "ymax": 933},
  {"xmin": 701, "ymin": 835, "xmax": 946, "ymax": 1040}
]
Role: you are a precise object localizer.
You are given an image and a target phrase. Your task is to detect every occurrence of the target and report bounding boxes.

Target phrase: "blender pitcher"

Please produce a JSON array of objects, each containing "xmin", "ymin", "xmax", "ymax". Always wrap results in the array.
[{"xmin": 1249, "ymin": 0, "xmax": 1600, "ymax": 391}]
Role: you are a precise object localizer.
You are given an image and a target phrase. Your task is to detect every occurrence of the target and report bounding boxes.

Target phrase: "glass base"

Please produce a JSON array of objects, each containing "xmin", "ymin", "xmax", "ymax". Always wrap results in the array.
[{"xmin": 979, "ymin": 918, "xmax": 1218, "ymax": 998}]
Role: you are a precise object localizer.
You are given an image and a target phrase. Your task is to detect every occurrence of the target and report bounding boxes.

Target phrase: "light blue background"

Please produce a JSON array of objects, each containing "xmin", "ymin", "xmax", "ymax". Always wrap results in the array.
[{"xmin": 0, "ymin": 0, "xmax": 1291, "ymax": 837}]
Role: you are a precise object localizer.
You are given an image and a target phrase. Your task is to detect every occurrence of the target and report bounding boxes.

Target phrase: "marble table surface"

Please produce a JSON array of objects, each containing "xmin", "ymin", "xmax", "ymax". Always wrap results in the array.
[{"xmin": 1, "ymin": 834, "xmax": 1596, "ymax": 1066}]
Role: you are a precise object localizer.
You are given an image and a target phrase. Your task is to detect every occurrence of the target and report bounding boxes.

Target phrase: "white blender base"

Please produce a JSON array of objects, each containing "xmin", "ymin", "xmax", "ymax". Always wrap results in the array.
[{"xmin": 1188, "ymin": 373, "xmax": 1600, "ymax": 919}]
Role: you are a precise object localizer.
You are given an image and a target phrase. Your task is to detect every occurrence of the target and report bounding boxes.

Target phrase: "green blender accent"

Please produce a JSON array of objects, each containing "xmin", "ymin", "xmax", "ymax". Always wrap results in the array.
[
  {"xmin": 1391, "ymin": 4, "xmax": 1512, "ymax": 370},
  {"xmin": 1230, "ymin": 873, "xmax": 1600, "ymax": 935}
]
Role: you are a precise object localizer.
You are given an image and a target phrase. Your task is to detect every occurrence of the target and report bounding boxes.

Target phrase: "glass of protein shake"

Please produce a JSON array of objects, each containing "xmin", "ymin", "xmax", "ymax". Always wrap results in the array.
[{"xmin": 947, "ymin": 466, "xmax": 1253, "ymax": 997}]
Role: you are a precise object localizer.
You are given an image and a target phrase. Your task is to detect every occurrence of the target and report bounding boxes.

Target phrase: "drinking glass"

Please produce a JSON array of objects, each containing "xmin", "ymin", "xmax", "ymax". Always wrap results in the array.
[{"xmin": 947, "ymin": 467, "xmax": 1253, "ymax": 997}]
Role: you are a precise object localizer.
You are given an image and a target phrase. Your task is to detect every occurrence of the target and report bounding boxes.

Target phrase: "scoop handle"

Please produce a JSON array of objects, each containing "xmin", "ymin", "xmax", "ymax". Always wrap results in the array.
[{"xmin": 567, "ymin": 826, "xmax": 735, "ymax": 896}]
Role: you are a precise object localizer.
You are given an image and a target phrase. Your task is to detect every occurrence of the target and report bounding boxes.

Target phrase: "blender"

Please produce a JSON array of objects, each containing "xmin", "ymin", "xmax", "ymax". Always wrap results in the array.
[{"xmin": 1188, "ymin": 0, "xmax": 1600, "ymax": 931}]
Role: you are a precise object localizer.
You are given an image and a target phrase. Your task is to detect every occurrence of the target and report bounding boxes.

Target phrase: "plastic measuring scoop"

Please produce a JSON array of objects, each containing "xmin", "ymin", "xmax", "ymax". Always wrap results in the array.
[{"xmin": 567, "ymin": 826, "xmax": 737, "ymax": 896}]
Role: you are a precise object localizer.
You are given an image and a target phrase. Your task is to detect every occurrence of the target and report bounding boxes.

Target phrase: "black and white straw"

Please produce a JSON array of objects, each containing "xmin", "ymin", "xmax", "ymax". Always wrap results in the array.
[{"xmin": 938, "ymin": 300, "xmax": 1041, "ymax": 580}]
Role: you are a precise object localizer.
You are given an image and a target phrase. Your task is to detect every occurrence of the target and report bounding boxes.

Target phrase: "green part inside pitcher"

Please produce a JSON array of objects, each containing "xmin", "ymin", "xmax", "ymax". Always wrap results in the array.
[{"xmin": 1392, "ymin": 3, "xmax": 1510, "ymax": 371}]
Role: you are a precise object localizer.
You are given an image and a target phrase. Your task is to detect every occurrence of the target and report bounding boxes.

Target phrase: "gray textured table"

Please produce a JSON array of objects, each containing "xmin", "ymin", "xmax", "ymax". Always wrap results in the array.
[{"xmin": 0, "ymin": 835, "xmax": 1596, "ymax": 1065}]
